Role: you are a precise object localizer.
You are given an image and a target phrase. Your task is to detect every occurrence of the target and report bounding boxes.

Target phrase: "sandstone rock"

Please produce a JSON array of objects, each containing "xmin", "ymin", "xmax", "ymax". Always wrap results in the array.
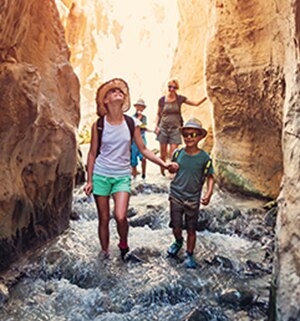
[
  {"xmin": 0, "ymin": 0, "xmax": 80, "ymax": 271},
  {"xmin": 206, "ymin": 1, "xmax": 284, "ymax": 199}
]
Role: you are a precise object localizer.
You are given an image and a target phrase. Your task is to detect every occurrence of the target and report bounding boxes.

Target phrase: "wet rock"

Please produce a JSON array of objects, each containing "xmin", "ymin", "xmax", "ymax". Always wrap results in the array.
[
  {"xmin": 205, "ymin": 255, "xmax": 234, "ymax": 270},
  {"xmin": 70, "ymin": 210, "xmax": 80, "ymax": 220},
  {"xmin": 264, "ymin": 207, "xmax": 277, "ymax": 227},
  {"xmin": 0, "ymin": 284, "xmax": 9, "ymax": 306},
  {"xmin": 127, "ymin": 207, "xmax": 138, "ymax": 218},
  {"xmin": 217, "ymin": 288, "xmax": 255, "ymax": 308},
  {"xmin": 248, "ymin": 226, "xmax": 265, "ymax": 241},
  {"xmin": 181, "ymin": 308, "xmax": 211, "ymax": 321},
  {"xmin": 197, "ymin": 209, "xmax": 212, "ymax": 231},
  {"xmin": 129, "ymin": 212, "xmax": 157, "ymax": 229}
]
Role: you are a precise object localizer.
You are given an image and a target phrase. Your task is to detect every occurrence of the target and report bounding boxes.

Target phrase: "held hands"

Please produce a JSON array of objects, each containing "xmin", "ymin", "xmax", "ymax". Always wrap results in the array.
[
  {"xmin": 154, "ymin": 126, "xmax": 160, "ymax": 135},
  {"xmin": 83, "ymin": 182, "xmax": 93, "ymax": 196},
  {"xmin": 167, "ymin": 162, "xmax": 180, "ymax": 174}
]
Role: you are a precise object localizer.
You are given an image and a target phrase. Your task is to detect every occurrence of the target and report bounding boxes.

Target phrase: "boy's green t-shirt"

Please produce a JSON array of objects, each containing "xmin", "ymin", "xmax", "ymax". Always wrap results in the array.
[{"xmin": 170, "ymin": 148, "xmax": 214, "ymax": 206}]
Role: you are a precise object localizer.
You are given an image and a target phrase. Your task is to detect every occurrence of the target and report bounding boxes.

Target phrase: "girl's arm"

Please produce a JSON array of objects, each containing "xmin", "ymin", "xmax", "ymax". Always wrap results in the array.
[
  {"xmin": 134, "ymin": 125, "xmax": 168, "ymax": 169},
  {"xmin": 84, "ymin": 122, "xmax": 98, "ymax": 195},
  {"xmin": 185, "ymin": 96, "xmax": 207, "ymax": 107}
]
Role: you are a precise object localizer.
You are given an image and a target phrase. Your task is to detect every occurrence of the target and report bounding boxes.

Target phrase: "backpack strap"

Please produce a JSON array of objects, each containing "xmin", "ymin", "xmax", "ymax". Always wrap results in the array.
[
  {"xmin": 96, "ymin": 117, "xmax": 104, "ymax": 157},
  {"xmin": 201, "ymin": 159, "xmax": 212, "ymax": 186},
  {"xmin": 96, "ymin": 115, "xmax": 135, "ymax": 157},
  {"xmin": 124, "ymin": 114, "xmax": 135, "ymax": 143},
  {"xmin": 172, "ymin": 148, "xmax": 183, "ymax": 162}
]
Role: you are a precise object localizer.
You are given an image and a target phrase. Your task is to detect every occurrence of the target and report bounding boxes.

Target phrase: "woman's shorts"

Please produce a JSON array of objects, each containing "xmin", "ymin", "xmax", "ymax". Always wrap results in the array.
[
  {"xmin": 156, "ymin": 126, "xmax": 182, "ymax": 145},
  {"xmin": 92, "ymin": 174, "xmax": 131, "ymax": 196},
  {"xmin": 169, "ymin": 199, "xmax": 198, "ymax": 231}
]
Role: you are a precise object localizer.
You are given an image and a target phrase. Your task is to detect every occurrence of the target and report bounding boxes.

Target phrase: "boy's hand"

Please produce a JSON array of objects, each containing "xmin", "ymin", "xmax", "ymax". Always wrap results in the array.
[
  {"xmin": 168, "ymin": 162, "xmax": 179, "ymax": 174},
  {"xmin": 201, "ymin": 192, "xmax": 212, "ymax": 205}
]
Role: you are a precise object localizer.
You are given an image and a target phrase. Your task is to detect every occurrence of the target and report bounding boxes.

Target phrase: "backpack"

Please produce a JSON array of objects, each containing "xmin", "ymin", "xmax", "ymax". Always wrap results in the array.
[
  {"xmin": 158, "ymin": 95, "xmax": 184, "ymax": 126},
  {"xmin": 96, "ymin": 115, "xmax": 135, "ymax": 157},
  {"xmin": 172, "ymin": 148, "xmax": 212, "ymax": 185}
]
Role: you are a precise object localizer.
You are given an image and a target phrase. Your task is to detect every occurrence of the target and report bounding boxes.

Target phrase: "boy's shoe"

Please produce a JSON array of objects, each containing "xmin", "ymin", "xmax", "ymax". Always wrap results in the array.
[
  {"xmin": 184, "ymin": 252, "xmax": 196, "ymax": 269},
  {"xmin": 167, "ymin": 240, "xmax": 183, "ymax": 257},
  {"xmin": 142, "ymin": 174, "xmax": 146, "ymax": 179},
  {"xmin": 119, "ymin": 247, "xmax": 130, "ymax": 260}
]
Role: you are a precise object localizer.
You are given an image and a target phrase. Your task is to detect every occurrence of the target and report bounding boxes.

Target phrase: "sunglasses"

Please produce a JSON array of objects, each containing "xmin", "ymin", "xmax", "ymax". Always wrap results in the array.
[
  {"xmin": 182, "ymin": 132, "xmax": 201, "ymax": 138},
  {"xmin": 107, "ymin": 88, "xmax": 125, "ymax": 95},
  {"xmin": 168, "ymin": 85, "xmax": 177, "ymax": 90}
]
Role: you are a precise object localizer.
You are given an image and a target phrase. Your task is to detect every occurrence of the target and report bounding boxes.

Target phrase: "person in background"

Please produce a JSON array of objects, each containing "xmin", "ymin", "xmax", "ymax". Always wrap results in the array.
[
  {"xmin": 131, "ymin": 98, "xmax": 148, "ymax": 179},
  {"xmin": 84, "ymin": 78, "xmax": 175, "ymax": 260},
  {"xmin": 167, "ymin": 118, "xmax": 214, "ymax": 268},
  {"xmin": 155, "ymin": 79, "xmax": 207, "ymax": 176}
]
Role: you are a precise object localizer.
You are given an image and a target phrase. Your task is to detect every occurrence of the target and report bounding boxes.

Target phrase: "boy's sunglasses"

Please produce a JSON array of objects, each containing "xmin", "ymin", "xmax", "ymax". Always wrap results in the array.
[
  {"xmin": 182, "ymin": 132, "xmax": 201, "ymax": 138},
  {"xmin": 168, "ymin": 85, "xmax": 177, "ymax": 90}
]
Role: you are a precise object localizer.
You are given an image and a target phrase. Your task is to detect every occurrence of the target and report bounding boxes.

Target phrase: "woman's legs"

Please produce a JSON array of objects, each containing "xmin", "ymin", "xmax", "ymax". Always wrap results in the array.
[
  {"xmin": 160, "ymin": 143, "xmax": 168, "ymax": 175},
  {"xmin": 94, "ymin": 195, "xmax": 110, "ymax": 253},
  {"xmin": 112, "ymin": 191, "xmax": 130, "ymax": 248},
  {"xmin": 170, "ymin": 144, "xmax": 179, "ymax": 159}
]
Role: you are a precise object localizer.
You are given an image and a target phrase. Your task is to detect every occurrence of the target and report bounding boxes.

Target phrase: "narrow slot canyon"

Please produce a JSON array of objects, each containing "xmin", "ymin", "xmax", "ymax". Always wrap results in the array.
[{"xmin": 0, "ymin": 1, "xmax": 299, "ymax": 320}]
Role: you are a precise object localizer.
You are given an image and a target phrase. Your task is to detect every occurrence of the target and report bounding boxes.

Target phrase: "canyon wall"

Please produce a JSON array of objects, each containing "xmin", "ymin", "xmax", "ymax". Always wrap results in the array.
[
  {"xmin": 275, "ymin": 1, "xmax": 300, "ymax": 320},
  {"xmin": 205, "ymin": 0, "xmax": 284, "ymax": 200},
  {"xmin": 174, "ymin": 1, "xmax": 300, "ymax": 318},
  {"xmin": 55, "ymin": 0, "xmax": 180, "ymax": 130},
  {"xmin": 0, "ymin": 0, "xmax": 80, "ymax": 271}
]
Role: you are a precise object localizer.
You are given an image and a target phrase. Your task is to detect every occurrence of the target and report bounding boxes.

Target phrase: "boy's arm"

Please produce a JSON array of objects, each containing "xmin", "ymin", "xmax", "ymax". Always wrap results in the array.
[{"xmin": 201, "ymin": 174, "xmax": 214, "ymax": 205}]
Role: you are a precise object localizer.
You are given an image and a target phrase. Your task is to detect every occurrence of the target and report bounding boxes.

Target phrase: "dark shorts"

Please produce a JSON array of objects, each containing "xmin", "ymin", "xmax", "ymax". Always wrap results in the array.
[
  {"xmin": 156, "ymin": 126, "xmax": 182, "ymax": 145},
  {"xmin": 169, "ymin": 199, "xmax": 199, "ymax": 231}
]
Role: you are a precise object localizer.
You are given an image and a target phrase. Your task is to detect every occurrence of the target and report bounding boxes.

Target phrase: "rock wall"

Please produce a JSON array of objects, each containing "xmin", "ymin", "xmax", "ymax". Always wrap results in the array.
[
  {"xmin": 55, "ymin": 0, "xmax": 180, "ymax": 131},
  {"xmin": 275, "ymin": 1, "xmax": 300, "ymax": 320},
  {"xmin": 205, "ymin": 0, "xmax": 285, "ymax": 200},
  {"xmin": 0, "ymin": 0, "xmax": 80, "ymax": 271}
]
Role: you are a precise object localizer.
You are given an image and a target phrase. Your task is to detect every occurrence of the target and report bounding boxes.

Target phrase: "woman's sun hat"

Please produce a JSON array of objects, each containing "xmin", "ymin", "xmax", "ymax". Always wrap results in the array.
[
  {"xmin": 96, "ymin": 78, "xmax": 130, "ymax": 116},
  {"xmin": 134, "ymin": 98, "xmax": 146, "ymax": 108},
  {"xmin": 180, "ymin": 117, "xmax": 207, "ymax": 137}
]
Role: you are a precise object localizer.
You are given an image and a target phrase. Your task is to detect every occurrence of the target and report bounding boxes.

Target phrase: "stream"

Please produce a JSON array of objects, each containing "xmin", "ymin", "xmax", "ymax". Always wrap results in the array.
[{"xmin": 0, "ymin": 162, "xmax": 275, "ymax": 321}]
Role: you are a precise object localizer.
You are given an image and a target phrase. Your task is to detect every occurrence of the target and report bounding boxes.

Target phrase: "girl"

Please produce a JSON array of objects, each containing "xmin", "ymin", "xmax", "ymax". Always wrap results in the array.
[{"xmin": 84, "ymin": 78, "xmax": 172, "ymax": 260}]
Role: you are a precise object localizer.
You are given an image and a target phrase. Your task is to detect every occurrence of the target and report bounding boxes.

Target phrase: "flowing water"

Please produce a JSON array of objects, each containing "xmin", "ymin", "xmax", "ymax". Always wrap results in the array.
[{"xmin": 0, "ymin": 162, "xmax": 274, "ymax": 321}]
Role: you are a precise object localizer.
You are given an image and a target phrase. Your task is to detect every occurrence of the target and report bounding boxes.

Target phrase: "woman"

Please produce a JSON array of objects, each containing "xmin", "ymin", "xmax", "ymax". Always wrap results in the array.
[
  {"xmin": 84, "ymin": 78, "xmax": 172, "ymax": 260},
  {"xmin": 154, "ymin": 79, "xmax": 207, "ymax": 176}
]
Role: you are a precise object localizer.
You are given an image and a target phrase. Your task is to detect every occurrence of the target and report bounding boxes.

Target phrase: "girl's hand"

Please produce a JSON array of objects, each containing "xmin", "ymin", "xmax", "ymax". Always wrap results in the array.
[
  {"xmin": 84, "ymin": 182, "xmax": 93, "ymax": 196},
  {"xmin": 154, "ymin": 126, "xmax": 160, "ymax": 135}
]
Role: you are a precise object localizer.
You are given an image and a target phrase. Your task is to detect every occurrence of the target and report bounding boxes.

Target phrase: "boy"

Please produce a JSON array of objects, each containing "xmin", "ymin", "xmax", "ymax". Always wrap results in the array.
[
  {"xmin": 131, "ymin": 98, "xmax": 148, "ymax": 179},
  {"xmin": 167, "ymin": 118, "xmax": 214, "ymax": 268}
]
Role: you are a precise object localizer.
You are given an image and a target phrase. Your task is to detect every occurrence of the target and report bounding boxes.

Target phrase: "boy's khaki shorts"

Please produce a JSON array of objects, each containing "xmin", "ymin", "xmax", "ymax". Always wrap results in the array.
[
  {"xmin": 92, "ymin": 174, "xmax": 131, "ymax": 196},
  {"xmin": 169, "ymin": 199, "xmax": 198, "ymax": 231}
]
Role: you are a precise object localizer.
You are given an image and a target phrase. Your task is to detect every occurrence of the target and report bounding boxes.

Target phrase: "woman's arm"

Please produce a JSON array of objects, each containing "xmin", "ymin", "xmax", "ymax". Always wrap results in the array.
[
  {"xmin": 185, "ymin": 96, "xmax": 207, "ymax": 107},
  {"xmin": 154, "ymin": 103, "xmax": 163, "ymax": 135},
  {"xmin": 134, "ymin": 126, "xmax": 168, "ymax": 168},
  {"xmin": 84, "ymin": 122, "xmax": 98, "ymax": 195}
]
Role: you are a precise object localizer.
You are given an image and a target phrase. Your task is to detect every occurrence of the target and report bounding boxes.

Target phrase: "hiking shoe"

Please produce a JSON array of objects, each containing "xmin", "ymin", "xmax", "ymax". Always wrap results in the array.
[
  {"xmin": 167, "ymin": 240, "xmax": 183, "ymax": 257},
  {"xmin": 184, "ymin": 253, "xmax": 196, "ymax": 269},
  {"xmin": 119, "ymin": 247, "xmax": 129, "ymax": 260}
]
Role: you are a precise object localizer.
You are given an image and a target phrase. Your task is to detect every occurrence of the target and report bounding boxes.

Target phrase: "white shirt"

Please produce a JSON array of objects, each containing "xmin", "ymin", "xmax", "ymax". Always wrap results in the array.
[{"xmin": 93, "ymin": 116, "xmax": 139, "ymax": 177}]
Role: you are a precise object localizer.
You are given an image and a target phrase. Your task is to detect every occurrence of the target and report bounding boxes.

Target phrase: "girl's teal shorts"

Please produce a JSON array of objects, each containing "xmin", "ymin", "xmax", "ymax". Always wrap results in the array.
[{"xmin": 92, "ymin": 174, "xmax": 131, "ymax": 196}]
